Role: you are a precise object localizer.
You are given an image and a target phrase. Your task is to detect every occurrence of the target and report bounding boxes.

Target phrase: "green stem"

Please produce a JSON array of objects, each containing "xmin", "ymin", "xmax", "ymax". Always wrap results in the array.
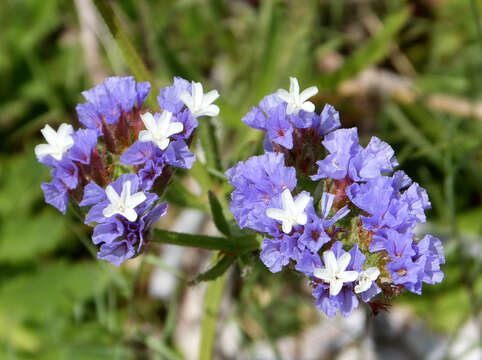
[
  {"xmin": 151, "ymin": 229, "xmax": 259, "ymax": 253},
  {"xmin": 198, "ymin": 252, "xmax": 227, "ymax": 360},
  {"xmin": 93, "ymin": 0, "xmax": 159, "ymax": 109}
]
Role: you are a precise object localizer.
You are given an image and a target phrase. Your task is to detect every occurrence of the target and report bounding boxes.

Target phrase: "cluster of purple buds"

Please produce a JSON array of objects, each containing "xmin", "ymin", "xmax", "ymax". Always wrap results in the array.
[
  {"xmin": 226, "ymin": 77, "xmax": 445, "ymax": 317},
  {"xmin": 35, "ymin": 76, "xmax": 220, "ymax": 265}
]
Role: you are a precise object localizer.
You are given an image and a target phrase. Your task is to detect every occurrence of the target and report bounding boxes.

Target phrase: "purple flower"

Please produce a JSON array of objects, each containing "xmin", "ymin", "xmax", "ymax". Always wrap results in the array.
[
  {"xmin": 157, "ymin": 77, "xmax": 191, "ymax": 114},
  {"xmin": 139, "ymin": 160, "xmax": 164, "ymax": 190},
  {"xmin": 172, "ymin": 109, "xmax": 198, "ymax": 141},
  {"xmin": 346, "ymin": 173, "xmax": 431, "ymax": 234},
  {"xmin": 414, "ymin": 234, "xmax": 445, "ymax": 285},
  {"xmin": 79, "ymin": 181, "xmax": 106, "ymax": 207},
  {"xmin": 82, "ymin": 174, "xmax": 149, "ymax": 224},
  {"xmin": 162, "ymin": 140, "xmax": 196, "ymax": 169},
  {"xmin": 312, "ymin": 242, "xmax": 363, "ymax": 317},
  {"xmin": 312, "ymin": 128, "xmax": 398, "ymax": 182},
  {"xmin": 120, "ymin": 141, "xmax": 156, "ymax": 166},
  {"xmin": 77, "ymin": 76, "xmax": 150, "ymax": 127},
  {"xmin": 69, "ymin": 129, "xmax": 98, "ymax": 164},
  {"xmin": 92, "ymin": 219, "xmax": 125, "ymax": 245},
  {"xmin": 266, "ymin": 106, "xmax": 294, "ymax": 149},
  {"xmin": 242, "ymin": 106, "xmax": 267, "ymax": 131},
  {"xmin": 260, "ymin": 234, "xmax": 299, "ymax": 273},
  {"xmin": 94, "ymin": 202, "xmax": 168, "ymax": 266},
  {"xmin": 40, "ymin": 179, "xmax": 69, "ymax": 214},
  {"xmin": 298, "ymin": 216, "xmax": 330, "ymax": 253},
  {"xmin": 226, "ymin": 152, "xmax": 297, "ymax": 233},
  {"xmin": 299, "ymin": 192, "xmax": 349, "ymax": 253},
  {"xmin": 386, "ymin": 257, "xmax": 422, "ymax": 287},
  {"xmin": 311, "ymin": 128, "xmax": 361, "ymax": 180},
  {"xmin": 295, "ymin": 250, "xmax": 323, "ymax": 276},
  {"xmin": 76, "ymin": 102, "xmax": 103, "ymax": 134},
  {"xmin": 371, "ymin": 228, "xmax": 416, "ymax": 259},
  {"xmin": 348, "ymin": 136, "xmax": 398, "ymax": 182},
  {"xmin": 312, "ymin": 104, "xmax": 340, "ymax": 137},
  {"xmin": 97, "ymin": 240, "xmax": 136, "ymax": 266},
  {"xmin": 50, "ymin": 158, "xmax": 78, "ymax": 190}
]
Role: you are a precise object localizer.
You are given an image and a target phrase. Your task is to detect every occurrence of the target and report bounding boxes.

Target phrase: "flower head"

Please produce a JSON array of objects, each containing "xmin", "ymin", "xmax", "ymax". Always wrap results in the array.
[
  {"xmin": 354, "ymin": 267, "xmax": 380, "ymax": 294},
  {"xmin": 313, "ymin": 250, "xmax": 359, "ymax": 296},
  {"xmin": 138, "ymin": 111, "xmax": 183, "ymax": 150},
  {"xmin": 179, "ymin": 81, "xmax": 220, "ymax": 118},
  {"xmin": 266, "ymin": 189, "xmax": 311, "ymax": 233},
  {"xmin": 103, "ymin": 180, "xmax": 147, "ymax": 222},
  {"xmin": 276, "ymin": 77, "xmax": 318, "ymax": 115},
  {"xmin": 34, "ymin": 124, "xmax": 74, "ymax": 161}
]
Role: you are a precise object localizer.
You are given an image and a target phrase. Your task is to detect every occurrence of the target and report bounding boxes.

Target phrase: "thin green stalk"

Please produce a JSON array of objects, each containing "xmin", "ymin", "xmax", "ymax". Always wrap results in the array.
[
  {"xmin": 93, "ymin": 0, "xmax": 159, "ymax": 109},
  {"xmin": 151, "ymin": 229, "xmax": 259, "ymax": 253},
  {"xmin": 198, "ymin": 252, "xmax": 227, "ymax": 360}
]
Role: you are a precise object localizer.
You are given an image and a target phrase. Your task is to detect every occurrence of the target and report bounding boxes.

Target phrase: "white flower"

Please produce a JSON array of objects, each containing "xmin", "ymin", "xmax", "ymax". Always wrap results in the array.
[
  {"xmin": 266, "ymin": 189, "xmax": 310, "ymax": 234},
  {"xmin": 313, "ymin": 251, "xmax": 359, "ymax": 296},
  {"xmin": 276, "ymin": 77, "xmax": 318, "ymax": 115},
  {"xmin": 34, "ymin": 123, "xmax": 74, "ymax": 161},
  {"xmin": 354, "ymin": 267, "xmax": 380, "ymax": 294},
  {"xmin": 138, "ymin": 111, "xmax": 183, "ymax": 150},
  {"xmin": 103, "ymin": 180, "xmax": 147, "ymax": 222},
  {"xmin": 179, "ymin": 81, "xmax": 220, "ymax": 118}
]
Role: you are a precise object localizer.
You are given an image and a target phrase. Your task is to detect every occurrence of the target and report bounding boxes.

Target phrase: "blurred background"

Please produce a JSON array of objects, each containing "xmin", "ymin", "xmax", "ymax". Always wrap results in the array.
[{"xmin": 0, "ymin": 0, "xmax": 481, "ymax": 359}]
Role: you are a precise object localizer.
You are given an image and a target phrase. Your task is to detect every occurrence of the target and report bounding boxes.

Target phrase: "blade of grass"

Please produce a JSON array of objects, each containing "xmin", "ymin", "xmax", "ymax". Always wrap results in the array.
[
  {"xmin": 320, "ymin": 7, "xmax": 409, "ymax": 88},
  {"xmin": 198, "ymin": 119, "xmax": 223, "ymax": 172},
  {"xmin": 93, "ymin": 0, "xmax": 159, "ymax": 109}
]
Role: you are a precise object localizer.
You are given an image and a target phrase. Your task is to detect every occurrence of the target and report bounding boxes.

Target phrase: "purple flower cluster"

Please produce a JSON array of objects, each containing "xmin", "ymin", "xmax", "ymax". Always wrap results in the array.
[
  {"xmin": 243, "ymin": 85, "xmax": 340, "ymax": 174},
  {"xmin": 226, "ymin": 77, "xmax": 445, "ymax": 317},
  {"xmin": 36, "ymin": 76, "xmax": 219, "ymax": 265}
]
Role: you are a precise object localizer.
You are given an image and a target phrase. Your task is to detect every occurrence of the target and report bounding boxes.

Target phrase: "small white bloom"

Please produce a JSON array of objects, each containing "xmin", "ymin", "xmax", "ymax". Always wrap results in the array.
[
  {"xmin": 138, "ymin": 111, "xmax": 183, "ymax": 150},
  {"xmin": 266, "ymin": 189, "xmax": 310, "ymax": 234},
  {"xmin": 313, "ymin": 251, "xmax": 359, "ymax": 296},
  {"xmin": 354, "ymin": 267, "xmax": 380, "ymax": 294},
  {"xmin": 179, "ymin": 81, "xmax": 220, "ymax": 118},
  {"xmin": 34, "ymin": 123, "xmax": 74, "ymax": 161},
  {"xmin": 103, "ymin": 180, "xmax": 147, "ymax": 222},
  {"xmin": 276, "ymin": 77, "xmax": 318, "ymax": 115}
]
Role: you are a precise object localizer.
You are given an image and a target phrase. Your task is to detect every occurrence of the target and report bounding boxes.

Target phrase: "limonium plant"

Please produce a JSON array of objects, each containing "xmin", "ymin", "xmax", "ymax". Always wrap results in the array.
[
  {"xmin": 35, "ymin": 76, "xmax": 219, "ymax": 265},
  {"xmin": 225, "ymin": 77, "xmax": 445, "ymax": 317},
  {"xmin": 35, "ymin": 74, "xmax": 444, "ymax": 317}
]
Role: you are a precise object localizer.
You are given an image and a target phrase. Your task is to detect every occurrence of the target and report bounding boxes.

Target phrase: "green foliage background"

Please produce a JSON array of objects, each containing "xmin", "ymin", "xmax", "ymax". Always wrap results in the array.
[{"xmin": 0, "ymin": 0, "xmax": 481, "ymax": 358}]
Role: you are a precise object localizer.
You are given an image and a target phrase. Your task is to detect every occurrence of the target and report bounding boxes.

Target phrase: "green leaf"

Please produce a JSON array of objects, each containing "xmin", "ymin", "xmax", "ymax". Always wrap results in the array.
[
  {"xmin": 208, "ymin": 191, "xmax": 231, "ymax": 236},
  {"xmin": 384, "ymin": 103, "xmax": 442, "ymax": 166},
  {"xmin": 189, "ymin": 254, "xmax": 236, "ymax": 285},
  {"xmin": 0, "ymin": 210, "xmax": 67, "ymax": 263},
  {"xmin": 0, "ymin": 262, "xmax": 110, "ymax": 324}
]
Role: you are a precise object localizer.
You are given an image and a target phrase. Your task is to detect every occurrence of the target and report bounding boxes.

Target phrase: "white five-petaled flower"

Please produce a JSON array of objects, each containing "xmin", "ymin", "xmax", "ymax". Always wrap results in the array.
[
  {"xmin": 276, "ymin": 77, "xmax": 318, "ymax": 115},
  {"xmin": 266, "ymin": 189, "xmax": 310, "ymax": 234},
  {"xmin": 103, "ymin": 180, "xmax": 147, "ymax": 222},
  {"xmin": 138, "ymin": 111, "xmax": 183, "ymax": 150},
  {"xmin": 354, "ymin": 267, "xmax": 380, "ymax": 294},
  {"xmin": 179, "ymin": 81, "xmax": 220, "ymax": 118},
  {"xmin": 313, "ymin": 251, "xmax": 359, "ymax": 296},
  {"xmin": 34, "ymin": 123, "xmax": 74, "ymax": 161}
]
